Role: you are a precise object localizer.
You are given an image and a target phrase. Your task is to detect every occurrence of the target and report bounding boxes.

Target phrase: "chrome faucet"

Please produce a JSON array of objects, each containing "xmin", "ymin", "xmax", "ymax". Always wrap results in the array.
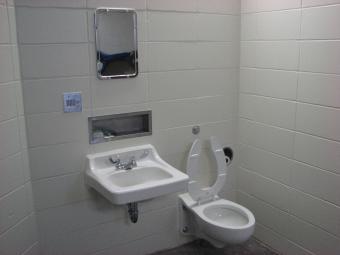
[
  {"xmin": 125, "ymin": 157, "xmax": 137, "ymax": 170},
  {"xmin": 110, "ymin": 156, "xmax": 137, "ymax": 170}
]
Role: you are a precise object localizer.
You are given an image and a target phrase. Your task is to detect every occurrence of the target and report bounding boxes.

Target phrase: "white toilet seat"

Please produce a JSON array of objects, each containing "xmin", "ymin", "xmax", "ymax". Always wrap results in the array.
[{"xmin": 187, "ymin": 137, "xmax": 226, "ymax": 202}]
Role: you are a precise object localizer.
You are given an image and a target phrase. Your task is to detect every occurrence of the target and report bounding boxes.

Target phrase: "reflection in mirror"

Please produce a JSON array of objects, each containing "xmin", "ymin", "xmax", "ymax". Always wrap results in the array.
[{"xmin": 95, "ymin": 8, "xmax": 138, "ymax": 79}]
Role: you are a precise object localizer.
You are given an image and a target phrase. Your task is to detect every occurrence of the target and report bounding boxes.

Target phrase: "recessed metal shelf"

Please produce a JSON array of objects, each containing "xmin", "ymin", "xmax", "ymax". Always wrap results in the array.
[{"xmin": 88, "ymin": 111, "xmax": 152, "ymax": 144}]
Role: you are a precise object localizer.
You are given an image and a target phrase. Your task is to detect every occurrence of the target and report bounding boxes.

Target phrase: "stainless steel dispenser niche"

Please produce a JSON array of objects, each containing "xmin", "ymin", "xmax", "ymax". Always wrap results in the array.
[
  {"xmin": 95, "ymin": 8, "xmax": 138, "ymax": 79},
  {"xmin": 88, "ymin": 111, "xmax": 152, "ymax": 144}
]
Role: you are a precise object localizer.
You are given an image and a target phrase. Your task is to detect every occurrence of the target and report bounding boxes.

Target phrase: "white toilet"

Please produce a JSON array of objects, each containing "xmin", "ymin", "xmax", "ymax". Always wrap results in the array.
[{"xmin": 179, "ymin": 137, "xmax": 255, "ymax": 247}]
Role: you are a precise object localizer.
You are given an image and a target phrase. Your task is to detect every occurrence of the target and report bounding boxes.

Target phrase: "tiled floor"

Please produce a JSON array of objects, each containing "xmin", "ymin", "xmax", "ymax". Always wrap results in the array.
[{"xmin": 151, "ymin": 238, "xmax": 279, "ymax": 255}]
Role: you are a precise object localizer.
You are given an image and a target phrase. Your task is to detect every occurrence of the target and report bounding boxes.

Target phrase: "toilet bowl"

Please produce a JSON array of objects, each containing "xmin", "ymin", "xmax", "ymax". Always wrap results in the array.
[{"xmin": 179, "ymin": 137, "xmax": 255, "ymax": 247}]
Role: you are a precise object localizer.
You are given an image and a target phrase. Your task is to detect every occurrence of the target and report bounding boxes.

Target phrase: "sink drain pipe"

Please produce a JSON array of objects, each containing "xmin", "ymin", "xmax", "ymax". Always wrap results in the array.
[{"xmin": 127, "ymin": 202, "xmax": 138, "ymax": 223}]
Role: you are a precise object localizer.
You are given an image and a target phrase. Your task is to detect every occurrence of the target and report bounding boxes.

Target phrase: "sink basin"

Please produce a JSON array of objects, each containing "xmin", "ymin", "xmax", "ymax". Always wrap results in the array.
[
  {"xmin": 108, "ymin": 167, "xmax": 172, "ymax": 187},
  {"xmin": 85, "ymin": 144, "xmax": 189, "ymax": 204}
]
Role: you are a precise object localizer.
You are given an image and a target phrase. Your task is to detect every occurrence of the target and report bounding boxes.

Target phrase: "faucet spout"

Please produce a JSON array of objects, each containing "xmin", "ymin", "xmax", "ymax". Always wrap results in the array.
[
  {"xmin": 110, "ymin": 156, "xmax": 137, "ymax": 170},
  {"xmin": 125, "ymin": 157, "xmax": 137, "ymax": 170}
]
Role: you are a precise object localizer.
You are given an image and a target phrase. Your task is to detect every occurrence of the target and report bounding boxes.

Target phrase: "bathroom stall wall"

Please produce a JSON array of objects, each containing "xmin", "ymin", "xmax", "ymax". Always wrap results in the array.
[
  {"xmin": 15, "ymin": 0, "xmax": 240, "ymax": 254},
  {"xmin": 0, "ymin": 1, "xmax": 39, "ymax": 254},
  {"xmin": 238, "ymin": 1, "xmax": 340, "ymax": 254}
]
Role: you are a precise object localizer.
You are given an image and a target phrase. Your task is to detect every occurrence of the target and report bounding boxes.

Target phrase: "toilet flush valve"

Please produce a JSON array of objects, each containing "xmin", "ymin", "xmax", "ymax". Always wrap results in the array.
[
  {"xmin": 192, "ymin": 125, "xmax": 200, "ymax": 135},
  {"xmin": 182, "ymin": 226, "xmax": 189, "ymax": 233}
]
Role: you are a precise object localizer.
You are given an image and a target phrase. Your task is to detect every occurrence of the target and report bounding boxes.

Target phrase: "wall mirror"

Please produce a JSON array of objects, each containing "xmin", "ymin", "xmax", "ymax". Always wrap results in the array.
[{"xmin": 95, "ymin": 8, "xmax": 138, "ymax": 79}]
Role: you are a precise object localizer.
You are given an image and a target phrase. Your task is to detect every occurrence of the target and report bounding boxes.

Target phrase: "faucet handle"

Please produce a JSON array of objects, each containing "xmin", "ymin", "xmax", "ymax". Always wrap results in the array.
[
  {"xmin": 131, "ymin": 157, "xmax": 137, "ymax": 167},
  {"xmin": 125, "ymin": 156, "xmax": 137, "ymax": 169},
  {"xmin": 109, "ymin": 157, "xmax": 120, "ymax": 165},
  {"xmin": 129, "ymin": 156, "xmax": 136, "ymax": 164}
]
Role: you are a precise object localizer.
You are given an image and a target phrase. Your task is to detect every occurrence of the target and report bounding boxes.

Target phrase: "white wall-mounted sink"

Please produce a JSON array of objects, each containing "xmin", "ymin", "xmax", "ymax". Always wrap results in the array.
[{"xmin": 85, "ymin": 144, "xmax": 189, "ymax": 204}]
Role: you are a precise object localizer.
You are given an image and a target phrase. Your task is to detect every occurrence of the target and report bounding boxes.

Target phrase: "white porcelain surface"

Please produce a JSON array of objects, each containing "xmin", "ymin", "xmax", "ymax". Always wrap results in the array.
[
  {"xmin": 180, "ymin": 194, "xmax": 255, "ymax": 246},
  {"xmin": 193, "ymin": 199, "xmax": 255, "ymax": 245},
  {"xmin": 180, "ymin": 137, "xmax": 255, "ymax": 247},
  {"xmin": 186, "ymin": 137, "xmax": 226, "ymax": 202},
  {"xmin": 86, "ymin": 144, "xmax": 188, "ymax": 204}
]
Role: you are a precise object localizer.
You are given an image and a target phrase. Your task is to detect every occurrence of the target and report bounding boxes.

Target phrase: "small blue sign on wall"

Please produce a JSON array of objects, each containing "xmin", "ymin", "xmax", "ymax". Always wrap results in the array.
[{"xmin": 63, "ymin": 92, "xmax": 82, "ymax": 113}]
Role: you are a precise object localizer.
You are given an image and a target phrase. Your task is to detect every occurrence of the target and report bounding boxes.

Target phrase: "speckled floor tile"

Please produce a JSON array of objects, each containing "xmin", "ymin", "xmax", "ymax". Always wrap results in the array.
[{"xmin": 150, "ymin": 238, "xmax": 279, "ymax": 255}]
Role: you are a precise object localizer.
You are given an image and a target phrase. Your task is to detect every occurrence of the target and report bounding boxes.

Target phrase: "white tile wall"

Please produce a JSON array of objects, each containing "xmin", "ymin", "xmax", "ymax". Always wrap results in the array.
[
  {"xmin": 243, "ymin": 0, "xmax": 301, "ymax": 13},
  {"xmin": 291, "ymin": 162, "xmax": 340, "ymax": 206},
  {"xmin": 45, "ymin": 206, "xmax": 178, "ymax": 255},
  {"xmin": 0, "ymin": 85, "xmax": 17, "ymax": 122},
  {"xmin": 256, "ymin": 10, "xmax": 300, "ymax": 40},
  {"xmin": 91, "ymin": 74, "xmax": 148, "ymax": 108},
  {"xmin": 0, "ymin": 184, "xmax": 33, "ymax": 234},
  {"xmin": 3, "ymin": 1, "xmax": 339, "ymax": 254},
  {"xmin": 241, "ymin": 41, "xmax": 300, "ymax": 70},
  {"xmin": 239, "ymin": 1, "xmax": 340, "ymax": 254},
  {"xmin": 15, "ymin": 0, "xmax": 86, "ymax": 8},
  {"xmin": 290, "ymin": 190, "xmax": 340, "ymax": 237},
  {"xmin": 239, "ymin": 119, "xmax": 295, "ymax": 158},
  {"xmin": 301, "ymin": 5, "xmax": 340, "ymax": 39},
  {"xmin": 0, "ymin": 46, "xmax": 15, "ymax": 83},
  {"xmin": 302, "ymin": 0, "xmax": 340, "ymax": 7},
  {"xmin": 16, "ymin": 8, "xmax": 88, "ymax": 44},
  {"xmin": 20, "ymin": 44, "xmax": 90, "ymax": 79},
  {"xmin": 147, "ymin": 12, "xmax": 196, "ymax": 41},
  {"xmin": 297, "ymin": 73, "xmax": 340, "ymax": 107},
  {"xmin": 151, "ymin": 96, "xmax": 233, "ymax": 129},
  {"xmin": 239, "ymin": 145, "xmax": 293, "ymax": 185},
  {"xmin": 23, "ymin": 77, "xmax": 91, "ymax": 114},
  {"xmin": 294, "ymin": 133, "xmax": 340, "ymax": 174},
  {"xmin": 0, "ymin": 6, "xmax": 10, "ymax": 43},
  {"xmin": 240, "ymin": 68, "xmax": 298, "ymax": 100},
  {"xmin": 196, "ymin": 14, "xmax": 239, "ymax": 41},
  {"xmin": 0, "ymin": 2, "xmax": 38, "ymax": 255},
  {"xmin": 196, "ymin": 42, "xmax": 239, "ymax": 68},
  {"xmin": 86, "ymin": 0, "xmax": 146, "ymax": 10},
  {"xmin": 300, "ymin": 41, "xmax": 340, "ymax": 74},
  {"xmin": 239, "ymin": 94, "xmax": 296, "ymax": 129},
  {"xmin": 15, "ymin": 1, "xmax": 240, "ymax": 254},
  {"xmin": 296, "ymin": 103, "xmax": 340, "ymax": 142},
  {"xmin": 148, "ymin": 42, "xmax": 197, "ymax": 71},
  {"xmin": 197, "ymin": 0, "xmax": 240, "ymax": 14},
  {"xmin": 148, "ymin": 69, "xmax": 237, "ymax": 101},
  {"xmin": 0, "ymin": 120, "xmax": 21, "ymax": 159},
  {"xmin": 147, "ymin": 0, "xmax": 196, "ymax": 12},
  {"xmin": 32, "ymin": 172, "xmax": 90, "ymax": 210},
  {"xmin": 29, "ymin": 142, "xmax": 88, "ymax": 180},
  {"xmin": 238, "ymin": 168, "xmax": 291, "ymax": 212},
  {"xmin": 242, "ymin": 9, "xmax": 300, "ymax": 40},
  {"xmin": 0, "ymin": 154, "xmax": 25, "ymax": 197},
  {"xmin": 25, "ymin": 111, "xmax": 89, "ymax": 147}
]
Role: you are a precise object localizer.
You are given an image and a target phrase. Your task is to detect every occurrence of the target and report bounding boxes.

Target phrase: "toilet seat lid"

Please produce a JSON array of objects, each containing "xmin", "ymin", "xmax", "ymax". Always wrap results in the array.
[{"xmin": 186, "ymin": 136, "xmax": 227, "ymax": 202}]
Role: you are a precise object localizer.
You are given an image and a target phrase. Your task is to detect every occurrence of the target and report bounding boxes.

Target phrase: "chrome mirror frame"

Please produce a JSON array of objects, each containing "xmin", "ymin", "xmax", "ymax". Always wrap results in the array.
[{"xmin": 95, "ymin": 7, "xmax": 138, "ymax": 80}]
